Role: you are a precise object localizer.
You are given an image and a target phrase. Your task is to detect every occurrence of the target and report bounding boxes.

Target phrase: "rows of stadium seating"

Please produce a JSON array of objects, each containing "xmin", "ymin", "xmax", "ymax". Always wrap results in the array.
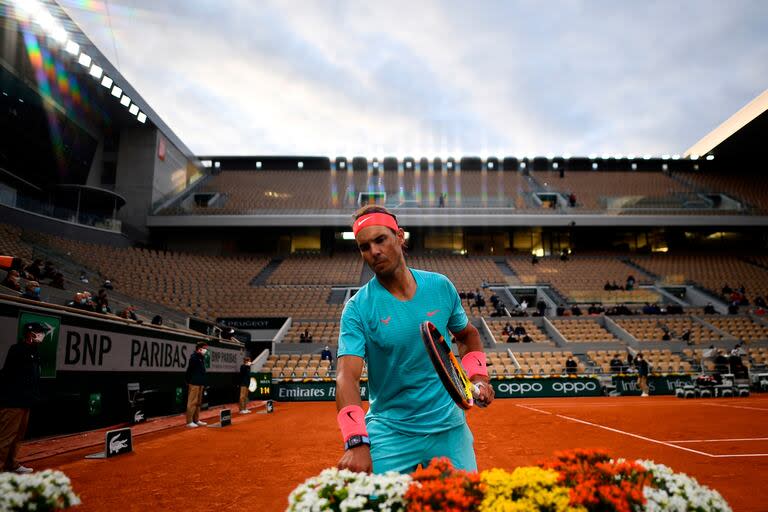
[
  {"xmin": 496, "ymin": 351, "xmax": 583, "ymax": 375},
  {"xmin": 284, "ymin": 321, "xmax": 340, "ymax": 344},
  {"xmin": 485, "ymin": 319, "xmax": 552, "ymax": 344},
  {"xmin": 679, "ymin": 172, "xmax": 768, "ymax": 212},
  {"xmin": 262, "ymin": 354, "xmax": 334, "ymax": 378},
  {"xmin": 551, "ymin": 318, "xmax": 620, "ymax": 342},
  {"xmin": 506, "ymin": 255, "xmax": 659, "ymax": 304},
  {"xmin": 631, "ymin": 254, "xmax": 768, "ymax": 300},
  {"xmin": 534, "ymin": 171, "xmax": 691, "ymax": 210},
  {"xmin": 587, "ymin": 349, "xmax": 691, "ymax": 373},
  {"xmin": 267, "ymin": 254, "xmax": 362, "ymax": 285},
  {"xmin": 614, "ymin": 317, "xmax": 723, "ymax": 344}
]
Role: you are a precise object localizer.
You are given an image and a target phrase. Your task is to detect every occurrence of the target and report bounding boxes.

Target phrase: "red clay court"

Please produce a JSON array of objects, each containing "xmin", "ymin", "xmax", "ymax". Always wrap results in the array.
[{"xmin": 22, "ymin": 395, "xmax": 768, "ymax": 511}]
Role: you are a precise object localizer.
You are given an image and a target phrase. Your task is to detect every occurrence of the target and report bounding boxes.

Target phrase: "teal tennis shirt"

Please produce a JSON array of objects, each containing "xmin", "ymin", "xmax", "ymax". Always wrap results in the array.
[{"xmin": 338, "ymin": 268, "xmax": 469, "ymax": 435}]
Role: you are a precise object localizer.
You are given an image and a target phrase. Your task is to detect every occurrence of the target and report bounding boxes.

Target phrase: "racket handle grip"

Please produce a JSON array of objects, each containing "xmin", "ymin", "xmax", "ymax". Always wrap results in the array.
[{"xmin": 471, "ymin": 382, "xmax": 489, "ymax": 408}]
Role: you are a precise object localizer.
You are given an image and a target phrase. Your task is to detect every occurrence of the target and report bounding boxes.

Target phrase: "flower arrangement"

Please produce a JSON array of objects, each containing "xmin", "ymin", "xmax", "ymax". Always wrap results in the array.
[
  {"xmin": 286, "ymin": 467, "xmax": 411, "ymax": 512},
  {"xmin": 0, "ymin": 469, "xmax": 81, "ymax": 511},
  {"xmin": 286, "ymin": 450, "xmax": 731, "ymax": 512},
  {"xmin": 405, "ymin": 458, "xmax": 484, "ymax": 512}
]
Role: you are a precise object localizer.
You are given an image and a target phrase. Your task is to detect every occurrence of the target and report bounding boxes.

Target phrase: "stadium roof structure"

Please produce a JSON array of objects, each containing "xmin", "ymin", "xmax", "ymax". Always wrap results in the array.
[
  {"xmin": 0, "ymin": 0, "xmax": 197, "ymax": 161},
  {"xmin": 685, "ymin": 88, "xmax": 768, "ymax": 163}
]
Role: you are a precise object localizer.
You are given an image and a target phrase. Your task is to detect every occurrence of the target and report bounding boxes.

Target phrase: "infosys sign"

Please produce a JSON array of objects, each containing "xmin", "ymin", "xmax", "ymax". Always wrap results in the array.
[{"xmin": 491, "ymin": 378, "xmax": 603, "ymax": 398}]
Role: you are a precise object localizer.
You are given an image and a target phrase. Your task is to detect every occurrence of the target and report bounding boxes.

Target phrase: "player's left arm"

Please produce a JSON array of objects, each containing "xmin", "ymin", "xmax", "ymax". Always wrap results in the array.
[{"xmin": 453, "ymin": 323, "xmax": 494, "ymax": 406}]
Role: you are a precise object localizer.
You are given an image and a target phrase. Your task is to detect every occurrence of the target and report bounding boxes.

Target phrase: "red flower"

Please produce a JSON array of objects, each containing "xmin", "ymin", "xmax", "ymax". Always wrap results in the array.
[{"xmin": 406, "ymin": 458, "xmax": 484, "ymax": 512}]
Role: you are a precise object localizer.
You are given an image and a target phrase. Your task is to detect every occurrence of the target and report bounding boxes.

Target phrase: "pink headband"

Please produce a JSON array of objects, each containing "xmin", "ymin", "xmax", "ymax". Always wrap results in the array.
[{"xmin": 352, "ymin": 213, "xmax": 399, "ymax": 236}]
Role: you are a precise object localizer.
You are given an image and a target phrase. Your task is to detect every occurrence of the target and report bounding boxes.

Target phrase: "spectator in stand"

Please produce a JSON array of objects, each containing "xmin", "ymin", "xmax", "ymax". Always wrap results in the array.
[
  {"xmin": 513, "ymin": 323, "xmax": 526, "ymax": 336},
  {"xmin": 119, "ymin": 305, "xmax": 140, "ymax": 322},
  {"xmin": 521, "ymin": 334, "xmax": 533, "ymax": 343},
  {"xmin": 755, "ymin": 296, "xmax": 767, "ymax": 308},
  {"xmin": 609, "ymin": 354, "xmax": 624, "ymax": 374},
  {"xmin": 321, "ymin": 345, "xmax": 334, "ymax": 365},
  {"xmin": 151, "ymin": 315, "xmax": 163, "ymax": 326},
  {"xmin": 570, "ymin": 305, "xmax": 582, "ymax": 316},
  {"xmin": 185, "ymin": 342, "xmax": 208, "ymax": 427},
  {"xmin": 2, "ymin": 270, "xmax": 21, "ymax": 292},
  {"xmin": 560, "ymin": 249, "xmax": 569, "ymax": 262},
  {"xmin": 661, "ymin": 329, "xmax": 671, "ymax": 341},
  {"xmin": 0, "ymin": 321, "xmax": 48, "ymax": 473},
  {"xmin": 472, "ymin": 288, "xmax": 486, "ymax": 313},
  {"xmin": 634, "ymin": 353, "xmax": 649, "ymax": 397},
  {"xmin": 238, "ymin": 356, "xmax": 252, "ymax": 414},
  {"xmin": 41, "ymin": 261, "xmax": 55, "ymax": 280},
  {"xmin": 50, "ymin": 272, "xmax": 65, "ymax": 290},
  {"xmin": 82, "ymin": 292, "xmax": 97, "ymax": 312},
  {"xmin": 299, "ymin": 329, "xmax": 313, "ymax": 343},
  {"xmin": 502, "ymin": 322, "xmax": 513, "ymax": 336},
  {"xmin": 625, "ymin": 275, "xmax": 635, "ymax": 291},
  {"xmin": 79, "ymin": 271, "xmax": 88, "ymax": 284},
  {"xmin": 568, "ymin": 193, "xmax": 576, "ymax": 207},
  {"xmin": 96, "ymin": 289, "xmax": 110, "ymax": 311},
  {"xmin": 721, "ymin": 284, "xmax": 732, "ymax": 296},
  {"xmin": 536, "ymin": 300, "xmax": 546, "ymax": 316},
  {"xmin": 102, "ymin": 279, "xmax": 114, "ymax": 290},
  {"xmin": 20, "ymin": 281, "xmax": 41, "ymax": 302},
  {"xmin": 556, "ymin": 304, "xmax": 566, "ymax": 316},
  {"xmin": 531, "ymin": 253, "xmax": 539, "ymax": 265},
  {"xmin": 604, "ymin": 281, "xmax": 612, "ymax": 291},
  {"xmin": 505, "ymin": 333, "xmax": 519, "ymax": 343},
  {"xmin": 489, "ymin": 292, "xmax": 500, "ymax": 309},
  {"xmin": 565, "ymin": 356, "xmax": 578, "ymax": 375},
  {"xmin": 728, "ymin": 302, "xmax": 739, "ymax": 315},
  {"xmin": 703, "ymin": 302, "xmax": 716, "ymax": 315},
  {"xmin": 680, "ymin": 329, "xmax": 692, "ymax": 345},
  {"xmin": 23, "ymin": 259, "xmax": 42, "ymax": 281}
]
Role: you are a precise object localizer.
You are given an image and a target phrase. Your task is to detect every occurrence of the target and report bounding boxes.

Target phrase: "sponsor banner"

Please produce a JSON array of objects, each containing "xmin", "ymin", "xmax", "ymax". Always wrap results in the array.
[
  {"xmin": 216, "ymin": 317, "xmax": 288, "ymax": 330},
  {"xmin": 274, "ymin": 380, "xmax": 369, "ymax": 402},
  {"xmin": 220, "ymin": 409, "xmax": 232, "ymax": 427},
  {"xmin": 612, "ymin": 375, "xmax": 692, "ymax": 396},
  {"xmin": 57, "ymin": 325, "xmax": 242, "ymax": 373},
  {"xmin": 106, "ymin": 428, "xmax": 132, "ymax": 458},
  {"xmin": 272, "ymin": 377, "xmax": 601, "ymax": 402},
  {"xmin": 491, "ymin": 377, "xmax": 603, "ymax": 398}
]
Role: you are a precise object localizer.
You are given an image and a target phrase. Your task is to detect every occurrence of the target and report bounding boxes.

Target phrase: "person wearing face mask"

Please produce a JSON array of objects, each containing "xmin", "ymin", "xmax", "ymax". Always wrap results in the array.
[
  {"xmin": 20, "ymin": 281, "xmax": 42, "ymax": 302},
  {"xmin": 1, "ymin": 270, "xmax": 22, "ymax": 292},
  {"xmin": 185, "ymin": 342, "xmax": 208, "ymax": 427},
  {"xmin": 0, "ymin": 322, "xmax": 47, "ymax": 473},
  {"xmin": 238, "ymin": 357, "xmax": 252, "ymax": 414}
]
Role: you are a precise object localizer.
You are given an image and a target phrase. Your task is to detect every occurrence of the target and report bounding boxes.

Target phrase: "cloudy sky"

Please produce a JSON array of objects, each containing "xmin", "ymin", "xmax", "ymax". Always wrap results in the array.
[{"xmin": 60, "ymin": 0, "xmax": 768, "ymax": 158}]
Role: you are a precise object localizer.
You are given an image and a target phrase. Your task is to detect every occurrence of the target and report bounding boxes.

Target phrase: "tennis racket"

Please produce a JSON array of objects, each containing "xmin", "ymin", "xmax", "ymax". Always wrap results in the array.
[{"xmin": 420, "ymin": 321, "xmax": 484, "ymax": 410}]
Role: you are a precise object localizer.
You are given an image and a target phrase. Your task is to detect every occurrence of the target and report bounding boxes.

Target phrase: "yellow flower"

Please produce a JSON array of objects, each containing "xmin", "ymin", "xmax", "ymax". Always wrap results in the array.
[{"xmin": 479, "ymin": 467, "xmax": 585, "ymax": 512}]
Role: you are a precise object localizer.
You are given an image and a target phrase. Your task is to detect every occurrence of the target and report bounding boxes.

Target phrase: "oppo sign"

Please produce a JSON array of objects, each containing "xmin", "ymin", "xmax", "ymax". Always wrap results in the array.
[{"xmin": 492, "ymin": 378, "xmax": 602, "ymax": 398}]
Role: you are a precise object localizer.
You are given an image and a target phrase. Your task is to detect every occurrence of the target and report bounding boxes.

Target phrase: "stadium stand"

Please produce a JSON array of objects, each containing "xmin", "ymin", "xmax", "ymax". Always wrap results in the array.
[
  {"xmin": 679, "ymin": 171, "xmax": 768, "ymax": 213},
  {"xmin": 485, "ymin": 319, "xmax": 552, "ymax": 344},
  {"xmin": 615, "ymin": 316, "xmax": 723, "ymax": 344},
  {"xmin": 267, "ymin": 254, "xmax": 362, "ymax": 285},
  {"xmin": 552, "ymin": 318, "xmax": 620, "ymax": 343},
  {"xmin": 506, "ymin": 255, "xmax": 658, "ymax": 304},
  {"xmin": 702, "ymin": 316, "xmax": 768, "ymax": 342}
]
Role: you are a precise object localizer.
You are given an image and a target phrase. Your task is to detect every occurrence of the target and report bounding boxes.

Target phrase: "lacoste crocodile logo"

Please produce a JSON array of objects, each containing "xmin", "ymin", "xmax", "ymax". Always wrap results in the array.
[
  {"xmin": 109, "ymin": 435, "xmax": 128, "ymax": 454},
  {"xmin": 426, "ymin": 309, "xmax": 440, "ymax": 317},
  {"xmin": 134, "ymin": 411, "xmax": 145, "ymax": 422},
  {"xmin": 380, "ymin": 316, "xmax": 391, "ymax": 325}
]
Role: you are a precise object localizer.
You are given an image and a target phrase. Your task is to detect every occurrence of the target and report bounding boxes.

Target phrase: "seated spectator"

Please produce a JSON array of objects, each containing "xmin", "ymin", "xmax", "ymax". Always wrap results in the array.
[
  {"xmin": 536, "ymin": 300, "xmax": 546, "ymax": 316},
  {"xmin": 568, "ymin": 193, "xmax": 576, "ymax": 207},
  {"xmin": 321, "ymin": 345, "xmax": 333, "ymax": 363},
  {"xmin": 151, "ymin": 315, "xmax": 164, "ymax": 326},
  {"xmin": 626, "ymin": 275, "xmax": 636, "ymax": 291},
  {"xmin": 490, "ymin": 293, "xmax": 500, "ymax": 308},
  {"xmin": 609, "ymin": 354, "xmax": 624, "ymax": 373},
  {"xmin": 502, "ymin": 322, "xmax": 513, "ymax": 336},
  {"xmin": 481, "ymin": 279, "xmax": 490, "ymax": 289},
  {"xmin": 50, "ymin": 272, "xmax": 65, "ymax": 290},
  {"xmin": 465, "ymin": 290, "xmax": 475, "ymax": 307},
  {"xmin": 728, "ymin": 302, "xmax": 739, "ymax": 315},
  {"xmin": 521, "ymin": 335, "xmax": 532, "ymax": 343},
  {"xmin": 2, "ymin": 270, "xmax": 22, "ymax": 291},
  {"xmin": 604, "ymin": 281, "xmax": 612, "ymax": 291},
  {"xmin": 570, "ymin": 305, "xmax": 582, "ymax": 316},
  {"xmin": 519, "ymin": 299, "xmax": 528, "ymax": 311},
  {"xmin": 96, "ymin": 298, "xmax": 111, "ymax": 315},
  {"xmin": 67, "ymin": 292, "xmax": 87, "ymax": 310},
  {"xmin": 514, "ymin": 323, "xmax": 526, "ymax": 336},
  {"xmin": 703, "ymin": 302, "xmax": 716, "ymax": 315},
  {"xmin": 680, "ymin": 329, "xmax": 692, "ymax": 345},
  {"xmin": 556, "ymin": 304, "xmax": 566, "ymax": 316},
  {"xmin": 79, "ymin": 271, "xmax": 89, "ymax": 284},
  {"xmin": 611, "ymin": 281, "xmax": 623, "ymax": 291},
  {"xmin": 103, "ymin": 279, "xmax": 114, "ymax": 290},
  {"xmin": 565, "ymin": 356, "xmax": 578, "ymax": 375},
  {"xmin": 96, "ymin": 289, "xmax": 110, "ymax": 308},
  {"xmin": 721, "ymin": 284, "xmax": 732, "ymax": 296},
  {"xmin": 473, "ymin": 289, "xmax": 486, "ymax": 312},
  {"xmin": 41, "ymin": 261, "xmax": 56, "ymax": 280},
  {"xmin": 666, "ymin": 304, "xmax": 684, "ymax": 315},
  {"xmin": 505, "ymin": 334, "xmax": 519, "ymax": 343},
  {"xmin": 24, "ymin": 259, "xmax": 43, "ymax": 280},
  {"xmin": 21, "ymin": 281, "xmax": 41, "ymax": 301},
  {"xmin": 82, "ymin": 291, "xmax": 97, "ymax": 311},
  {"xmin": 118, "ymin": 305, "xmax": 140, "ymax": 322},
  {"xmin": 661, "ymin": 329, "xmax": 671, "ymax": 341},
  {"xmin": 299, "ymin": 329, "xmax": 313, "ymax": 343},
  {"xmin": 560, "ymin": 249, "xmax": 569, "ymax": 262}
]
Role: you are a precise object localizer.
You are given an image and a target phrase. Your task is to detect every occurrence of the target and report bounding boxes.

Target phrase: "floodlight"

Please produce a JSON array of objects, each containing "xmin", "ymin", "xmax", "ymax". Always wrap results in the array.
[
  {"xmin": 631, "ymin": 163, "xmax": 638, "ymax": 170},
  {"xmin": 338, "ymin": 161, "xmax": 345, "ymax": 169},
  {"xmin": 487, "ymin": 161, "xmax": 494, "ymax": 169},
  {"xmin": 447, "ymin": 161, "xmax": 453, "ymax": 169},
  {"xmin": 552, "ymin": 162, "xmax": 559, "ymax": 169},
  {"xmin": 627, "ymin": 154, "xmax": 635, "ymax": 159},
  {"xmin": 672, "ymin": 154, "xmax": 680, "ymax": 160},
  {"xmin": 89, "ymin": 64, "xmax": 103, "ymax": 79},
  {"xmin": 101, "ymin": 75, "xmax": 113, "ymax": 88},
  {"xmin": 588, "ymin": 154, "xmax": 597, "ymax": 159},
  {"xmin": 65, "ymin": 40, "xmax": 79, "ymax": 56},
  {"xmin": 661, "ymin": 154, "xmax": 670, "ymax": 160},
  {"xmin": 643, "ymin": 154, "xmax": 652, "ymax": 160},
  {"xmin": 137, "ymin": 112, "xmax": 147, "ymax": 123},
  {"xmin": 592, "ymin": 163, "xmax": 598, "ymax": 170},
  {"xmin": 214, "ymin": 162, "xmax": 220, "ymax": 168},
  {"xmin": 78, "ymin": 52, "xmax": 91, "ymax": 68},
  {"xmin": 256, "ymin": 161, "xmax": 262, "ymax": 168},
  {"xmin": 562, "ymin": 153, "xmax": 572, "ymax": 159},
  {"xmin": 297, "ymin": 161, "xmax": 304, "ymax": 169},
  {"xmin": 129, "ymin": 104, "xmax": 139, "ymax": 115},
  {"xmin": 342, "ymin": 232, "xmax": 355, "ymax": 240},
  {"xmin": 49, "ymin": 26, "xmax": 67, "ymax": 44},
  {"xmin": 120, "ymin": 95, "xmax": 131, "ymax": 107},
  {"xmin": 690, "ymin": 154, "xmax": 700, "ymax": 160},
  {"xmin": 706, "ymin": 155, "xmax": 714, "ymax": 161},
  {"xmin": 111, "ymin": 85, "xmax": 122, "ymax": 98}
]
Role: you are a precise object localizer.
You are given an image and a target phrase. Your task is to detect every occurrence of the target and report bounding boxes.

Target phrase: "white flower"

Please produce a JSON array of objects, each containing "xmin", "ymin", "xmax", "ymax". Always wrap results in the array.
[{"xmin": 636, "ymin": 459, "xmax": 732, "ymax": 512}]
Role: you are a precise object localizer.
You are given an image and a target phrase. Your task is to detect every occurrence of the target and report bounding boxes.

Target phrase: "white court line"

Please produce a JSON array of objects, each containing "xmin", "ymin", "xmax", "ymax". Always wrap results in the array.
[
  {"xmin": 666, "ymin": 437, "xmax": 768, "ymax": 443},
  {"xmin": 701, "ymin": 403, "xmax": 768, "ymax": 412},
  {"xmin": 516, "ymin": 404, "xmax": 768, "ymax": 458}
]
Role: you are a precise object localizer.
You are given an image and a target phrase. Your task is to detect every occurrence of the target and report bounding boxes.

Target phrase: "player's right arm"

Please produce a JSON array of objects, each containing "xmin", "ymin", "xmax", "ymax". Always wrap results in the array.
[{"xmin": 335, "ymin": 355, "xmax": 371, "ymax": 472}]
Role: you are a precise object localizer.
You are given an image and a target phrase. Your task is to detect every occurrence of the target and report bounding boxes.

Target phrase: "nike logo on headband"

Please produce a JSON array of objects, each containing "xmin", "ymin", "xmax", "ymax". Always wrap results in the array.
[{"xmin": 357, "ymin": 217, "xmax": 373, "ymax": 227}]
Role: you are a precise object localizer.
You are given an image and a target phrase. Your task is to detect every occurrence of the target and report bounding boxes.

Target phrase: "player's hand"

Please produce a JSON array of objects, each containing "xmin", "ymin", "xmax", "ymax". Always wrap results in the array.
[
  {"xmin": 337, "ymin": 445, "xmax": 372, "ymax": 473},
  {"xmin": 471, "ymin": 376, "xmax": 494, "ymax": 407}
]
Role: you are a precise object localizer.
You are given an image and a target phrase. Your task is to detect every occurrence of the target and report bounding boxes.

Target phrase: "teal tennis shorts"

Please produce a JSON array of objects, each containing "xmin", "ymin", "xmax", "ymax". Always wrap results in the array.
[{"xmin": 368, "ymin": 420, "xmax": 476, "ymax": 474}]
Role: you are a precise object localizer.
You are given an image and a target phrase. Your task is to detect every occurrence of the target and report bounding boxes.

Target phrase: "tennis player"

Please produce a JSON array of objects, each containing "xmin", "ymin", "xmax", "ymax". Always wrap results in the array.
[{"xmin": 336, "ymin": 205, "xmax": 494, "ymax": 474}]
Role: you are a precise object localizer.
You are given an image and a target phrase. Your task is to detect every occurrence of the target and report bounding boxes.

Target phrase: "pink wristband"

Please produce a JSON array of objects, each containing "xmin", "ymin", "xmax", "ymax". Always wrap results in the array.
[
  {"xmin": 337, "ymin": 405, "xmax": 368, "ymax": 442},
  {"xmin": 462, "ymin": 351, "xmax": 488, "ymax": 379}
]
